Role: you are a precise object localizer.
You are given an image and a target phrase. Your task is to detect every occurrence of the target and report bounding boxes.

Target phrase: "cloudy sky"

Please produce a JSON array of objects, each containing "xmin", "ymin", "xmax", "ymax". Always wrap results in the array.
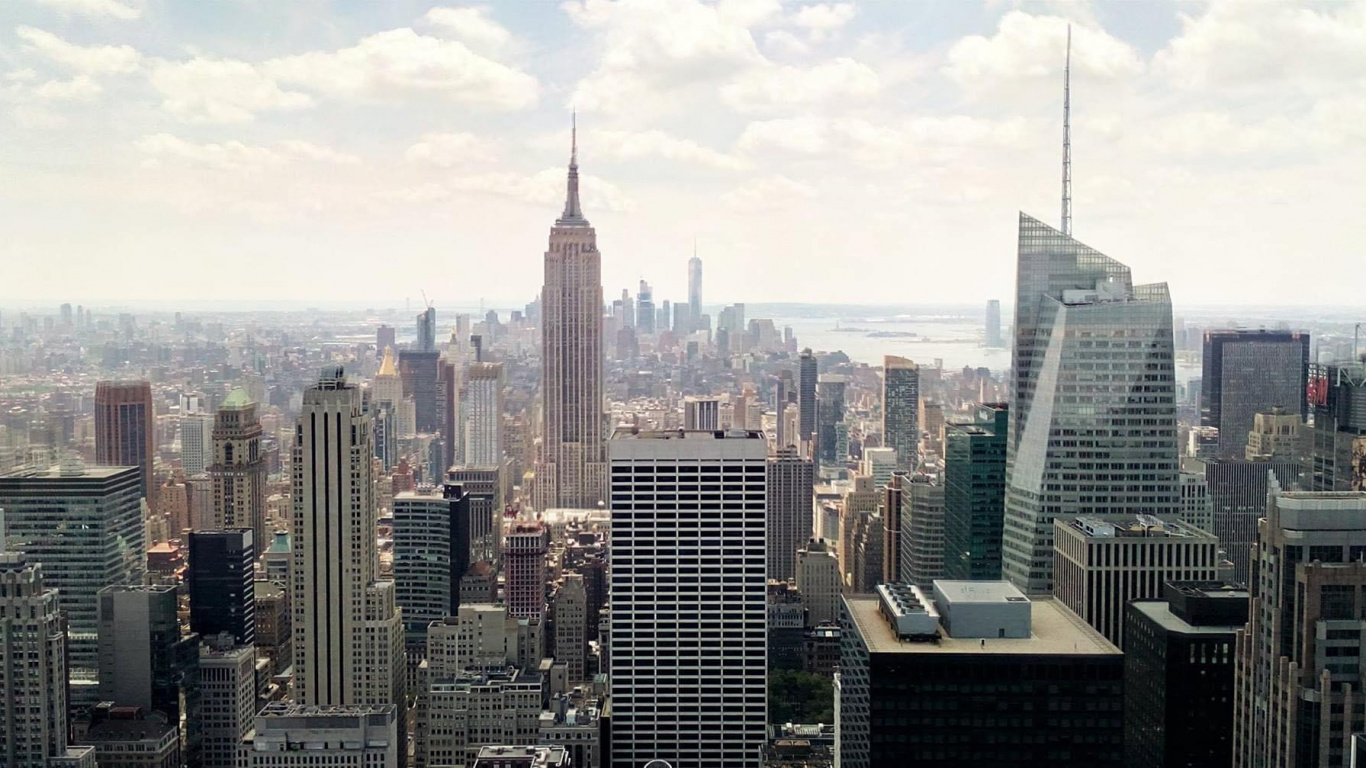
[{"xmin": 2, "ymin": 0, "xmax": 1363, "ymax": 309}]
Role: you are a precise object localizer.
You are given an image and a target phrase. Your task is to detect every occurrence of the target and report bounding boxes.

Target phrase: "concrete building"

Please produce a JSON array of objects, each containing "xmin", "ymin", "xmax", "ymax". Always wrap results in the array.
[
  {"xmin": 244, "ymin": 703, "xmax": 398, "ymax": 768},
  {"xmin": 1053, "ymin": 514, "xmax": 1222, "ymax": 649},
  {"xmin": 79, "ymin": 706, "xmax": 180, "ymax": 768},
  {"xmin": 180, "ymin": 411, "xmax": 212, "ymax": 477},
  {"xmin": 682, "ymin": 397, "xmax": 720, "ymax": 431},
  {"xmin": 1126, "ymin": 582, "xmax": 1248, "ymax": 768},
  {"xmin": 552, "ymin": 573, "xmax": 587, "ymax": 683},
  {"xmin": 198, "ymin": 640, "xmax": 257, "ymax": 768},
  {"xmin": 882, "ymin": 356, "xmax": 919, "ymax": 472},
  {"xmin": 537, "ymin": 697, "xmax": 600, "ymax": 768},
  {"xmin": 0, "ymin": 460, "xmax": 145, "ymax": 681},
  {"xmin": 253, "ymin": 580, "xmax": 291, "ymax": 676},
  {"xmin": 463, "ymin": 363, "xmax": 505, "ymax": 467},
  {"xmin": 608, "ymin": 428, "xmax": 768, "ymax": 767},
  {"xmin": 766, "ymin": 446, "xmax": 814, "ymax": 582},
  {"xmin": 797, "ymin": 539, "xmax": 841, "ymax": 627},
  {"xmin": 899, "ymin": 474, "xmax": 945, "ymax": 590},
  {"xmin": 1201, "ymin": 329, "xmax": 1309, "ymax": 458},
  {"xmin": 291, "ymin": 368, "xmax": 405, "ymax": 726},
  {"xmin": 1178, "ymin": 463, "xmax": 1214, "ymax": 534},
  {"xmin": 0, "ymin": 552, "xmax": 96, "ymax": 768},
  {"xmin": 208, "ymin": 388, "xmax": 268, "ymax": 544},
  {"xmin": 415, "ymin": 667, "xmax": 544, "ymax": 768},
  {"xmin": 95, "ymin": 380, "xmax": 155, "ymax": 500},
  {"xmin": 425, "ymin": 604, "xmax": 545, "ymax": 677},
  {"xmin": 836, "ymin": 582, "xmax": 1124, "ymax": 767},
  {"xmin": 1306, "ymin": 361, "xmax": 1366, "ymax": 491},
  {"xmin": 1234, "ymin": 481, "xmax": 1366, "ymax": 768},
  {"xmin": 942, "ymin": 403, "xmax": 1008, "ymax": 580},
  {"xmin": 393, "ymin": 484, "xmax": 472, "ymax": 665},
  {"xmin": 1245, "ymin": 406, "xmax": 1305, "ymax": 461},
  {"xmin": 188, "ymin": 529, "xmax": 256, "ymax": 646},
  {"xmin": 768, "ymin": 580, "xmax": 806, "ymax": 671},
  {"xmin": 880, "ymin": 473, "xmax": 906, "ymax": 585},
  {"xmin": 504, "ymin": 520, "xmax": 548, "ymax": 620},
  {"xmin": 860, "ymin": 446, "xmax": 897, "ymax": 489},
  {"xmin": 473, "ymin": 745, "xmax": 569, "ymax": 768},
  {"xmin": 1003, "ymin": 213, "xmax": 1179, "ymax": 594}
]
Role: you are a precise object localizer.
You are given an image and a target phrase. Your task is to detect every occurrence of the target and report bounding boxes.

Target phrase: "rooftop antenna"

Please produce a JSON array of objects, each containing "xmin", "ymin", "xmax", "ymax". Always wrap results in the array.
[{"xmin": 1061, "ymin": 24, "xmax": 1073, "ymax": 237}]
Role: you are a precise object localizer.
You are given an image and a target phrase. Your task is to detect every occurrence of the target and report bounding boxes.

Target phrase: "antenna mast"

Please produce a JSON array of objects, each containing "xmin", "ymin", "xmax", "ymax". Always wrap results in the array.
[{"xmin": 1061, "ymin": 24, "xmax": 1073, "ymax": 237}]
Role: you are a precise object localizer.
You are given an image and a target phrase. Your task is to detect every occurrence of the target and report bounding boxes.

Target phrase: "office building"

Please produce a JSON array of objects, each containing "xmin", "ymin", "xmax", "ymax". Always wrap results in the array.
[
  {"xmin": 1126, "ymin": 582, "xmax": 1248, "ymax": 768},
  {"xmin": 425, "ymin": 604, "xmax": 545, "ymax": 676},
  {"xmin": 447, "ymin": 464, "xmax": 505, "ymax": 564},
  {"xmin": 880, "ymin": 473, "xmax": 906, "ymax": 585},
  {"xmin": 608, "ymin": 428, "xmax": 767, "ymax": 767},
  {"xmin": 400, "ymin": 349, "xmax": 442, "ymax": 434},
  {"xmin": 209, "ymin": 388, "xmax": 268, "ymax": 544},
  {"xmin": 377, "ymin": 324, "xmax": 396, "ymax": 356},
  {"xmin": 836, "ymin": 582, "xmax": 1124, "ymax": 766},
  {"xmin": 95, "ymin": 380, "xmax": 156, "ymax": 500},
  {"xmin": 473, "ymin": 746, "xmax": 570, "ymax": 768},
  {"xmin": 1306, "ymin": 361, "xmax": 1366, "ymax": 491},
  {"xmin": 97, "ymin": 585, "xmax": 201, "ymax": 765},
  {"xmin": 1053, "ymin": 515, "xmax": 1221, "ymax": 649},
  {"xmin": 416, "ymin": 667, "xmax": 543, "ymax": 768},
  {"xmin": 393, "ymin": 484, "xmax": 471, "ymax": 664},
  {"xmin": 416, "ymin": 306, "xmax": 437, "ymax": 353},
  {"xmin": 816, "ymin": 374, "xmax": 846, "ymax": 466},
  {"xmin": 80, "ymin": 706, "xmax": 180, "ymax": 768},
  {"xmin": 464, "ymin": 363, "xmax": 505, "ymax": 467},
  {"xmin": 505, "ymin": 520, "xmax": 548, "ymax": 619},
  {"xmin": 181, "ymin": 411, "xmax": 212, "ymax": 477},
  {"xmin": 861, "ymin": 446, "xmax": 897, "ymax": 489},
  {"xmin": 536, "ymin": 122, "xmax": 607, "ymax": 511},
  {"xmin": 0, "ymin": 460, "xmax": 144, "ymax": 676},
  {"xmin": 899, "ymin": 474, "xmax": 945, "ymax": 589},
  {"xmin": 1245, "ymin": 406, "xmax": 1304, "ymax": 461},
  {"xmin": 1201, "ymin": 330, "xmax": 1309, "ymax": 458},
  {"xmin": 943, "ymin": 403, "xmax": 1008, "ymax": 580},
  {"xmin": 0, "ymin": 552, "xmax": 96, "ymax": 768},
  {"xmin": 882, "ymin": 356, "xmax": 919, "ymax": 471},
  {"xmin": 1205, "ymin": 457, "xmax": 1304, "ymax": 583},
  {"xmin": 198, "ymin": 640, "xmax": 257, "ymax": 768},
  {"xmin": 682, "ymin": 396, "xmax": 720, "ymax": 431},
  {"xmin": 553, "ymin": 573, "xmax": 588, "ymax": 683},
  {"xmin": 985, "ymin": 299, "xmax": 1003, "ymax": 348},
  {"xmin": 636, "ymin": 280, "xmax": 655, "ymax": 335},
  {"xmin": 1178, "ymin": 463, "xmax": 1214, "ymax": 533},
  {"xmin": 1233, "ymin": 481, "xmax": 1366, "ymax": 768},
  {"xmin": 1003, "ymin": 213, "xmax": 1179, "ymax": 594},
  {"xmin": 687, "ymin": 253, "xmax": 702, "ymax": 333},
  {"xmin": 253, "ymin": 580, "xmax": 291, "ymax": 676},
  {"xmin": 798, "ymin": 349, "xmax": 817, "ymax": 445},
  {"xmin": 766, "ymin": 446, "xmax": 814, "ymax": 582},
  {"xmin": 797, "ymin": 539, "xmax": 841, "ymax": 627},
  {"xmin": 187, "ymin": 529, "xmax": 256, "ymax": 646},
  {"xmin": 245, "ymin": 703, "xmax": 398, "ymax": 768},
  {"xmin": 291, "ymin": 368, "xmax": 405, "ymax": 723}
]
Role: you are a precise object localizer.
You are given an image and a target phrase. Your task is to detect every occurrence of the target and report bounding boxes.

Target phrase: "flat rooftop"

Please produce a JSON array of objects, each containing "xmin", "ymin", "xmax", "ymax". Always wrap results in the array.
[
  {"xmin": 611, "ymin": 427, "xmax": 766, "ymax": 440},
  {"xmin": 934, "ymin": 580, "xmax": 1029, "ymax": 605},
  {"xmin": 845, "ymin": 595, "xmax": 1120, "ymax": 657},
  {"xmin": 1129, "ymin": 600, "xmax": 1245, "ymax": 635}
]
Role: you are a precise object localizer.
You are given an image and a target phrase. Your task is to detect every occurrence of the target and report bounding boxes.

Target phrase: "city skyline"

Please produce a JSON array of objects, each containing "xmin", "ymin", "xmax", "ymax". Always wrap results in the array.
[{"xmin": 5, "ymin": 1, "xmax": 1365, "ymax": 306}]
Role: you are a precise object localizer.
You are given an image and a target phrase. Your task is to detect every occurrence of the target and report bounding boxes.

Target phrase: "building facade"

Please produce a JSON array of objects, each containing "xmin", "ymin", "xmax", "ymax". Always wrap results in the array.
[
  {"xmin": 95, "ymin": 380, "xmax": 155, "ymax": 500},
  {"xmin": 208, "ymin": 388, "xmax": 268, "ymax": 544},
  {"xmin": 187, "ymin": 529, "xmax": 256, "ymax": 646},
  {"xmin": 766, "ymin": 447, "xmax": 814, "ymax": 582},
  {"xmin": 1201, "ymin": 330, "xmax": 1309, "ymax": 458},
  {"xmin": 943, "ymin": 403, "xmax": 1008, "ymax": 580},
  {"xmin": 463, "ymin": 363, "xmax": 505, "ymax": 468},
  {"xmin": 882, "ymin": 356, "xmax": 919, "ymax": 472},
  {"xmin": 245, "ymin": 704, "xmax": 398, "ymax": 768}
]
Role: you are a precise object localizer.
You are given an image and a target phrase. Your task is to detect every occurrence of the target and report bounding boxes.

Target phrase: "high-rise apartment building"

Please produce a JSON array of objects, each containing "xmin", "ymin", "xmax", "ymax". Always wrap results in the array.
[
  {"xmin": 504, "ymin": 520, "xmax": 548, "ymax": 619},
  {"xmin": 393, "ymin": 484, "xmax": 471, "ymax": 664},
  {"xmin": 463, "ymin": 363, "xmax": 504, "ymax": 467},
  {"xmin": 608, "ymin": 428, "xmax": 767, "ymax": 767},
  {"xmin": 1053, "ymin": 515, "xmax": 1221, "ymax": 649},
  {"xmin": 0, "ymin": 461, "xmax": 144, "ymax": 677},
  {"xmin": 899, "ymin": 474, "xmax": 945, "ymax": 590},
  {"xmin": 1233, "ymin": 480, "xmax": 1366, "ymax": 768},
  {"xmin": 943, "ymin": 404, "xmax": 1008, "ymax": 580},
  {"xmin": 187, "ymin": 529, "xmax": 256, "ymax": 646},
  {"xmin": 687, "ymin": 253, "xmax": 702, "ymax": 333},
  {"xmin": 766, "ymin": 446, "xmax": 814, "ymax": 582},
  {"xmin": 536, "ymin": 121, "xmax": 607, "ymax": 510},
  {"xmin": 985, "ymin": 298, "xmax": 1003, "ymax": 348},
  {"xmin": 798, "ymin": 349, "xmax": 817, "ymax": 445},
  {"xmin": 209, "ymin": 388, "xmax": 268, "ymax": 543},
  {"xmin": 882, "ymin": 356, "xmax": 919, "ymax": 471},
  {"xmin": 0, "ymin": 552, "xmax": 95, "ymax": 768},
  {"xmin": 95, "ymin": 380, "xmax": 156, "ymax": 499},
  {"xmin": 1201, "ymin": 329, "xmax": 1309, "ymax": 457},
  {"xmin": 1306, "ymin": 360, "xmax": 1366, "ymax": 491},
  {"xmin": 1002, "ymin": 213, "xmax": 1178, "ymax": 594},
  {"xmin": 552, "ymin": 573, "xmax": 588, "ymax": 683},
  {"xmin": 1126, "ymin": 581, "xmax": 1248, "ymax": 768},
  {"xmin": 291, "ymin": 368, "xmax": 405, "ymax": 724},
  {"xmin": 836, "ymin": 582, "xmax": 1124, "ymax": 767}
]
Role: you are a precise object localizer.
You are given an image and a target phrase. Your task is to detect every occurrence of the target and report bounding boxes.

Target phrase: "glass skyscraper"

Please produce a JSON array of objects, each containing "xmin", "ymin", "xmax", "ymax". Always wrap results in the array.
[
  {"xmin": 1200, "ymin": 329, "xmax": 1309, "ymax": 457},
  {"xmin": 1002, "ymin": 213, "xmax": 1179, "ymax": 594}
]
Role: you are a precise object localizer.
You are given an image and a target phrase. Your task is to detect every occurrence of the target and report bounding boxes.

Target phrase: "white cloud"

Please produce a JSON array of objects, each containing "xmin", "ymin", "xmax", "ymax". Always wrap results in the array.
[
  {"xmin": 264, "ymin": 28, "xmax": 538, "ymax": 110},
  {"xmin": 422, "ymin": 7, "xmax": 514, "ymax": 53},
  {"xmin": 763, "ymin": 30, "xmax": 810, "ymax": 57},
  {"xmin": 28, "ymin": 0, "xmax": 141, "ymax": 20},
  {"xmin": 737, "ymin": 115, "xmax": 1031, "ymax": 162},
  {"xmin": 279, "ymin": 140, "xmax": 361, "ymax": 165},
  {"xmin": 149, "ymin": 58, "xmax": 312, "ymax": 123},
  {"xmin": 722, "ymin": 57, "xmax": 880, "ymax": 112},
  {"xmin": 720, "ymin": 174, "xmax": 815, "ymax": 210},
  {"xmin": 404, "ymin": 132, "xmax": 493, "ymax": 167},
  {"xmin": 6, "ymin": 68, "xmax": 39, "ymax": 83},
  {"xmin": 16, "ymin": 26, "xmax": 141, "ymax": 75},
  {"xmin": 449, "ymin": 168, "xmax": 633, "ymax": 212},
  {"xmin": 943, "ymin": 12, "xmax": 1142, "ymax": 91},
  {"xmin": 597, "ymin": 129, "xmax": 750, "ymax": 170},
  {"xmin": 792, "ymin": 3, "xmax": 855, "ymax": 41},
  {"xmin": 136, "ymin": 133, "xmax": 361, "ymax": 170},
  {"xmin": 32, "ymin": 74, "xmax": 101, "ymax": 101}
]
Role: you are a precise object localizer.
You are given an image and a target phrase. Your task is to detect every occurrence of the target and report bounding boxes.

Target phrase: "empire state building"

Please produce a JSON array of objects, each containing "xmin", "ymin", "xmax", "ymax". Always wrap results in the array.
[{"xmin": 535, "ymin": 118, "xmax": 607, "ymax": 510}]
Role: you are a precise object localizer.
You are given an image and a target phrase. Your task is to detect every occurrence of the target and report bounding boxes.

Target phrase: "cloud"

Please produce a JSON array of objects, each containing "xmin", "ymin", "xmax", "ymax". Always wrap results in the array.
[
  {"xmin": 737, "ymin": 115, "xmax": 1030, "ymax": 162},
  {"xmin": 31, "ymin": 74, "xmax": 101, "ymax": 101},
  {"xmin": 722, "ymin": 57, "xmax": 880, "ymax": 112},
  {"xmin": 422, "ymin": 7, "xmax": 513, "ymax": 53},
  {"xmin": 149, "ymin": 58, "xmax": 312, "ymax": 123},
  {"xmin": 763, "ymin": 30, "xmax": 810, "ymax": 57},
  {"xmin": 15, "ymin": 26, "xmax": 141, "ymax": 75},
  {"xmin": 720, "ymin": 174, "xmax": 815, "ymax": 211},
  {"xmin": 404, "ymin": 132, "xmax": 493, "ymax": 167},
  {"xmin": 264, "ymin": 28, "xmax": 538, "ymax": 110},
  {"xmin": 279, "ymin": 140, "xmax": 361, "ymax": 165},
  {"xmin": 449, "ymin": 168, "xmax": 633, "ymax": 212},
  {"xmin": 792, "ymin": 3, "xmax": 855, "ymax": 41},
  {"xmin": 596, "ymin": 129, "xmax": 750, "ymax": 170},
  {"xmin": 28, "ymin": 0, "xmax": 141, "ymax": 20},
  {"xmin": 135, "ymin": 133, "xmax": 360, "ymax": 170},
  {"xmin": 943, "ymin": 12, "xmax": 1142, "ymax": 91}
]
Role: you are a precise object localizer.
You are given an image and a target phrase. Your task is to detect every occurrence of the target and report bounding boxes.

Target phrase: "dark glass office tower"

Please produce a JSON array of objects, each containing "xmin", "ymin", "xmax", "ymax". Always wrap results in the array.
[
  {"xmin": 798, "ymin": 348, "xmax": 818, "ymax": 444},
  {"xmin": 392, "ymin": 482, "xmax": 471, "ymax": 664},
  {"xmin": 187, "ymin": 529, "xmax": 256, "ymax": 646},
  {"xmin": 943, "ymin": 403, "xmax": 1008, "ymax": 580},
  {"xmin": 1201, "ymin": 329, "xmax": 1309, "ymax": 457},
  {"xmin": 882, "ymin": 356, "xmax": 919, "ymax": 471},
  {"xmin": 399, "ymin": 349, "xmax": 442, "ymax": 434}
]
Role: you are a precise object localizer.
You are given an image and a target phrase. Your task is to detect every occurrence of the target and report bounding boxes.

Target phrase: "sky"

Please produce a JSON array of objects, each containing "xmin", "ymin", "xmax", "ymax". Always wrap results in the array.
[{"xmin": 2, "ymin": 0, "xmax": 1364, "ymax": 310}]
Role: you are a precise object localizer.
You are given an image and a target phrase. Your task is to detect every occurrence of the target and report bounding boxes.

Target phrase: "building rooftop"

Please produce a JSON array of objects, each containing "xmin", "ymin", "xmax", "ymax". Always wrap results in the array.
[
  {"xmin": 1, "ymin": 462, "xmax": 137, "ymax": 480},
  {"xmin": 1129, "ymin": 600, "xmax": 1246, "ymax": 635},
  {"xmin": 611, "ymin": 427, "xmax": 766, "ymax": 440},
  {"xmin": 845, "ymin": 593, "xmax": 1119, "ymax": 656},
  {"xmin": 1062, "ymin": 514, "xmax": 1212, "ymax": 539},
  {"xmin": 932, "ymin": 580, "xmax": 1030, "ymax": 605}
]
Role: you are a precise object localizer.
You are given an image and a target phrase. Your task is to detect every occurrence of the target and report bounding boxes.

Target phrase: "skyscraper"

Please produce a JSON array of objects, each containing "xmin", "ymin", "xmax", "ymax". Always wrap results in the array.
[
  {"xmin": 392, "ymin": 484, "xmax": 471, "ymax": 664},
  {"xmin": 504, "ymin": 520, "xmax": 548, "ymax": 620},
  {"xmin": 446, "ymin": 465, "xmax": 505, "ymax": 564},
  {"xmin": 400, "ymin": 348, "xmax": 442, "ymax": 434},
  {"xmin": 187, "ymin": 529, "xmax": 256, "ymax": 646},
  {"xmin": 462, "ymin": 363, "xmax": 504, "ymax": 467},
  {"xmin": 552, "ymin": 573, "xmax": 588, "ymax": 683},
  {"xmin": 1306, "ymin": 360, "xmax": 1366, "ymax": 491},
  {"xmin": 416, "ymin": 306, "xmax": 437, "ymax": 353},
  {"xmin": 899, "ymin": 474, "xmax": 945, "ymax": 589},
  {"xmin": 208, "ymin": 388, "xmax": 267, "ymax": 544},
  {"xmin": 536, "ymin": 117, "xmax": 607, "ymax": 510},
  {"xmin": 882, "ymin": 356, "xmax": 919, "ymax": 472},
  {"xmin": 1002, "ymin": 213, "xmax": 1178, "ymax": 594},
  {"xmin": 95, "ymin": 380, "xmax": 155, "ymax": 500},
  {"xmin": 682, "ymin": 396, "xmax": 720, "ymax": 431},
  {"xmin": 181, "ymin": 410, "xmax": 213, "ymax": 477},
  {"xmin": 766, "ymin": 446, "xmax": 814, "ymax": 582},
  {"xmin": 636, "ymin": 279, "xmax": 654, "ymax": 335},
  {"xmin": 985, "ymin": 299, "xmax": 1003, "ymax": 348},
  {"xmin": 687, "ymin": 250, "xmax": 702, "ymax": 334},
  {"xmin": 291, "ymin": 368, "xmax": 404, "ymax": 719},
  {"xmin": 609, "ymin": 428, "xmax": 767, "ymax": 767},
  {"xmin": 198, "ymin": 639, "xmax": 256, "ymax": 768},
  {"xmin": 943, "ymin": 404, "xmax": 1008, "ymax": 581},
  {"xmin": 1200, "ymin": 329, "xmax": 1309, "ymax": 457},
  {"xmin": 816, "ymin": 374, "xmax": 846, "ymax": 466},
  {"xmin": 798, "ymin": 348, "xmax": 817, "ymax": 446}
]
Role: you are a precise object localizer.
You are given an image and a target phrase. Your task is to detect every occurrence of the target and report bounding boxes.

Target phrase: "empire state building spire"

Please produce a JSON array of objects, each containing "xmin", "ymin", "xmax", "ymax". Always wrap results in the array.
[{"xmin": 557, "ymin": 111, "xmax": 588, "ymax": 226}]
